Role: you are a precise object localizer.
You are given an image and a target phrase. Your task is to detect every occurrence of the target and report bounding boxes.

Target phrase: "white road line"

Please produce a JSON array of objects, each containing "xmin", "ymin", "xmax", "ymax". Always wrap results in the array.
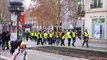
[{"xmin": 0, "ymin": 55, "xmax": 11, "ymax": 60}]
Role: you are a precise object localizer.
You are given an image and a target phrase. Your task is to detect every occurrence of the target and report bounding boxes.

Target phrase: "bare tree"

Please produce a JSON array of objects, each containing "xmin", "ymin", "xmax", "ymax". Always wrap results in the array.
[
  {"xmin": 30, "ymin": 0, "xmax": 78, "ymax": 31},
  {"xmin": 0, "ymin": 0, "xmax": 11, "ymax": 31}
]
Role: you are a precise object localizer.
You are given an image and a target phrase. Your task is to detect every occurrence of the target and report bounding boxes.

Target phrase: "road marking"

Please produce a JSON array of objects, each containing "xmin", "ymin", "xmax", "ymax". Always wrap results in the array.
[{"xmin": 0, "ymin": 55, "xmax": 11, "ymax": 60}]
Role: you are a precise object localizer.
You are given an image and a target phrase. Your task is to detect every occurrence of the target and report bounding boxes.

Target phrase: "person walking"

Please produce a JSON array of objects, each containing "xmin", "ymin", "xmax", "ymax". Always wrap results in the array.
[
  {"xmin": 34, "ymin": 32, "xmax": 37, "ymax": 42},
  {"xmin": 71, "ymin": 29, "xmax": 77, "ymax": 47},
  {"xmin": 60, "ymin": 32, "xmax": 65, "ymax": 46},
  {"xmin": 25, "ymin": 31, "xmax": 30, "ymax": 41},
  {"xmin": 30, "ymin": 32, "xmax": 34, "ymax": 41},
  {"xmin": 82, "ymin": 29, "xmax": 89, "ymax": 47},
  {"xmin": 56, "ymin": 31, "xmax": 62, "ymax": 45},
  {"xmin": 37, "ymin": 31, "xmax": 43, "ymax": 45},
  {"xmin": 48, "ymin": 32, "xmax": 53, "ymax": 45},
  {"xmin": 5, "ymin": 31, "xmax": 10, "ymax": 49},
  {"xmin": 66, "ymin": 30, "xmax": 72, "ymax": 46},
  {"xmin": 1, "ymin": 31, "xmax": 7, "ymax": 50},
  {"xmin": 43, "ymin": 31, "xmax": 48, "ymax": 44},
  {"xmin": 11, "ymin": 40, "xmax": 27, "ymax": 60}
]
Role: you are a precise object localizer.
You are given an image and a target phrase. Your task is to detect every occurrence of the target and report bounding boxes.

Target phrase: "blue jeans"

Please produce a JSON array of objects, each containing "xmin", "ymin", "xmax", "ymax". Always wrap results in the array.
[
  {"xmin": 2, "ymin": 41, "xmax": 5, "ymax": 49},
  {"xmin": 43, "ymin": 38, "xmax": 47, "ymax": 44},
  {"xmin": 72, "ymin": 38, "xmax": 76, "ymax": 47},
  {"xmin": 56, "ymin": 38, "xmax": 60, "ymax": 45}
]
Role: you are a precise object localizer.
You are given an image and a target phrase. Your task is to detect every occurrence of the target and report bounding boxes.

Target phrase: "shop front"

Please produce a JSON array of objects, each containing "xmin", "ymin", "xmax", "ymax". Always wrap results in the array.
[{"xmin": 92, "ymin": 19, "xmax": 105, "ymax": 39}]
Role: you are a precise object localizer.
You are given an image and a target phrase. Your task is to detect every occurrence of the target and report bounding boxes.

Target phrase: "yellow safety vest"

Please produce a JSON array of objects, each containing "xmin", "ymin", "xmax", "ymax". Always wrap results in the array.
[
  {"xmin": 61, "ymin": 35, "xmax": 65, "ymax": 40},
  {"xmin": 66, "ymin": 32, "xmax": 72, "ymax": 38},
  {"xmin": 44, "ymin": 33, "xmax": 48, "ymax": 39},
  {"xmin": 49, "ymin": 33, "xmax": 53, "ymax": 38},
  {"xmin": 38, "ymin": 33, "xmax": 42, "ymax": 38},
  {"xmin": 34, "ymin": 33, "xmax": 37, "ymax": 36},
  {"xmin": 30, "ymin": 33, "xmax": 34, "ymax": 36},
  {"xmin": 84, "ymin": 32, "xmax": 89, "ymax": 37},
  {"xmin": 72, "ymin": 32, "xmax": 76, "ymax": 38},
  {"xmin": 56, "ymin": 33, "xmax": 59, "ymax": 38}
]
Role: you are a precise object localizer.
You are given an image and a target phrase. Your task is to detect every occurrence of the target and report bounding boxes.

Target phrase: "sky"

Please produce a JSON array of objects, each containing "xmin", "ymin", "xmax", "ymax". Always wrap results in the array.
[{"xmin": 24, "ymin": 0, "xmax": 33, "ymax": 8}]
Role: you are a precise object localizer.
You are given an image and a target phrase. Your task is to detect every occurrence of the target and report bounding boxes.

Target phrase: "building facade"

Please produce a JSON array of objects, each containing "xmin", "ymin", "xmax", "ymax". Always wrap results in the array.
[{"xmin": 85, "ymin": 0, "xmax": 107, "ymax": 40}]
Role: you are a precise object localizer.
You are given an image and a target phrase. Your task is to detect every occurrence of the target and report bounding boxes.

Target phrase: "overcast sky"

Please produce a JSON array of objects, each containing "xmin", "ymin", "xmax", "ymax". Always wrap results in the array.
[{"xmin": 24, "ymin": 0, "xmax": 33, "ymax": 8}]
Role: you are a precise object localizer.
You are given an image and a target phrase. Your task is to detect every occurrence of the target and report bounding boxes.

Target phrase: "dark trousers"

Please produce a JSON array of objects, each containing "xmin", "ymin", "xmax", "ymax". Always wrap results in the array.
[
  {"xmin": 34, "ymin": 37, "xmax": 37, "ymax": 42},
  {"xmin": 2, "ymin": 41, "xmax": 5, "ymax": 50},
  {"xmin": 37, "ymin": 38, "xmax": 43, "ymax": 45},
  {"xmin": 30, "ymin": 36, "xmax": 34, "ymax": 41},
  {"xmin": 0, "ymin": 38, "xmax": 1, "ymax": 45},
  {"xmin": 68, "ymin": 38, "xmax": 71, "ymax": 46},
  {"xmin": 60, "ymin": 40, "xmax": 65, "ymax": 46},
  {"xmin": 72, "ymin": 38, "xmax": 76, "ymax": 47},
  {"xmin": 10, "ymin": 41, "xmax": 17, "ymax": 55},
  {"xmin": 6, "ymin": 41, "xmax": 9, "ymax": 49},
  {"xmin": 82, "ymin": 38, "xmax": 89, "ymax": 47},
  {"xmin": 56, "ymin": 38, "xmax": 60, "ymax": 45},
  {"xmin": 43, "ymin": 38, "xmax": 47, "ymax": 44},
  {"xmin": 26, "ymin": 37, "xmax": 28, "ymax": 41},
  {"xmin": 49, "ymin": 38, "xmax": 52, "ymax": 45}
]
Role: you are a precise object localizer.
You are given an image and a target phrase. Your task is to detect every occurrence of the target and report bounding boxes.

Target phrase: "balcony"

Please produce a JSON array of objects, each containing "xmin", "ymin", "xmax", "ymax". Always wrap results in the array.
[{"xmin": 90, "ymin": 3, "xmax": 102, "ymax": 9}]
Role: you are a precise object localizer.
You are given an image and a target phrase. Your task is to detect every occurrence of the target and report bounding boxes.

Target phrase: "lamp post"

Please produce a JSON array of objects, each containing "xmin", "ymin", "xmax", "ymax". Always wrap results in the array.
[{"xmin": 82, "ymin": 17, "xmax": 85, "ymax": 35}]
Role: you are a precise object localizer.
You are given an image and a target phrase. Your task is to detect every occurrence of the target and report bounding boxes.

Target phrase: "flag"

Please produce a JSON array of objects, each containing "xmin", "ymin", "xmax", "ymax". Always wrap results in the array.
[{"xmin": 21, "ymin": 12, "xmax": 26, "ymax": 24}]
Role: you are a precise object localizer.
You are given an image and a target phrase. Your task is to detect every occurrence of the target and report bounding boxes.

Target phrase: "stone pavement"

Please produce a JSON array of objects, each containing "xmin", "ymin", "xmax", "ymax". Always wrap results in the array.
[{"xmin": 0, "ymin": 38, "xmax": 107, "ymax": 60}]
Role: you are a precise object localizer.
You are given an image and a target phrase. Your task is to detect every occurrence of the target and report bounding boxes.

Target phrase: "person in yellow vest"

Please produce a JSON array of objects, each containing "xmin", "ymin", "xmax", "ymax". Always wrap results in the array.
[
  {"xmin": 49, "ymin": 31, "xmax": 53, "ymax": 45},
  {"xmin": 30, "ymin": 32, "xmax": 34, "ymax": 40},
  {"xmin": 55, "ymin": 31, "xmax": 60, "ymax": 45},
  {"xmin": 37, "ymin": 31, "xmax": 43, "ymax": 45},
  {"xmin": 25, "ymin": 31, "xmax": 30, "ymax": 41},
  {"xmin": 56, "ymin": 30, "xmax": 62, "ymax": 45},
  {"xmin": 71, "ymin": 29, "xmax": 77, "ymax": 47},
  {"xmin": 66, "ymin": 30, "xmax": 72, "ymax": 46},
  {"xmin": 43, "ymin": 31, "xmax": 48, "ymax": 44},
  {"xmin": 34, "ymin": 32, "xmax": 37, "ymax": 42},
  {"xmin": 60, "ymin": 32, "xmax": 65, "ymax": 46},
  {"xmin": 82, "ymin": 29, "xmax": 89, "ymax": 47}
]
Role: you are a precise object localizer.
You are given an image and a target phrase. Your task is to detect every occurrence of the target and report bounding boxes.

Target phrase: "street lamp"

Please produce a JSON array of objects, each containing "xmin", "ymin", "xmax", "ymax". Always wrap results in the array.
[{"xmin": 82, "ymin": 17, "xmax": 85, "ymax": 39}]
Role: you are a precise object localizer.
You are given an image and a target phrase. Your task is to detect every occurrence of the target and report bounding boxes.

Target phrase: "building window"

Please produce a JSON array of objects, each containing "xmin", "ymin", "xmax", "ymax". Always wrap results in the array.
[
  {"xmin": 92, "ymin": 19, "xmax": 105, "ymax": 39},
  {"xmin": 90, "ymin": 0, "xmax": 102, "ymax": 9}
]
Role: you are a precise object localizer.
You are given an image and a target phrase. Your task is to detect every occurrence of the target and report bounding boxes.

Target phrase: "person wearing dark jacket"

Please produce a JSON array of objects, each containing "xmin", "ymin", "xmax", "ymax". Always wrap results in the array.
[
  {"xmin": 0, "ymin": 33, "xmax": 2, "ymax": 45},
  {"xmin": 25, "ymin": 31, "xmax": 30, "ymax": 41},
  {"xmin": 5, "ymin": 31, "xmax": 10, "ymax": 49},
  {"xmin": 1, "ymin": 31, "xmax": 7, "ymax": 50}
]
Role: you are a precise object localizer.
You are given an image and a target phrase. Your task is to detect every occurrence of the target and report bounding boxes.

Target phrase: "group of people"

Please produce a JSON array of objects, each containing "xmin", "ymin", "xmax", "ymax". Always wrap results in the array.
[
  {"xmin": 0, "ymin": 29, "xmax": 89, "ymax": 60},
  {"xmin": 25, "ymin": 29, "xmax": 89, "ymax": 47},
  {"xmin": 0, "ymin": 31, "xmax": 27, "ymax": 60},
  {"xmin": 0, "ymin": 31, "xmax": 10, "ymax": 50}
]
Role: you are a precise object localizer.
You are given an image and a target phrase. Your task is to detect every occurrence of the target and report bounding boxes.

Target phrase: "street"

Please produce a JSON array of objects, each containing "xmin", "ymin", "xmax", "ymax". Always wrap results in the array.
[
  {"xmin": 0, "ymin": 0, "xmax": 107, "ymax": 60},
  {"xmin": 0, "ymin": 39, "xmax": 107, "ymax": 60}
]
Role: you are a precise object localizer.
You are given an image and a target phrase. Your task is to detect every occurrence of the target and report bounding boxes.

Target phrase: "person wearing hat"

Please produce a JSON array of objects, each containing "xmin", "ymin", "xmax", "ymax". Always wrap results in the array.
[{"xmin": 11, "ymin": 40, "xmax": 27, "ymax": 60}]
